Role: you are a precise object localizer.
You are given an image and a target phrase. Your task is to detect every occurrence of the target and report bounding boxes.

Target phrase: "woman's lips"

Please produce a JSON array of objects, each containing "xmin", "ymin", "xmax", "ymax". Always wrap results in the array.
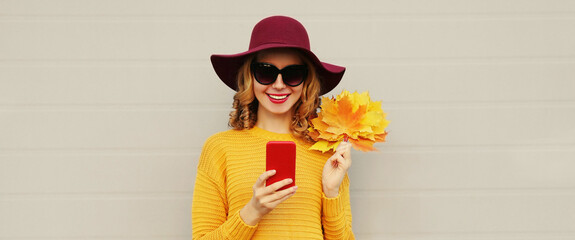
[{"xmin": 267, "ymin": 93, "xmax": 290, "ymax": 103}]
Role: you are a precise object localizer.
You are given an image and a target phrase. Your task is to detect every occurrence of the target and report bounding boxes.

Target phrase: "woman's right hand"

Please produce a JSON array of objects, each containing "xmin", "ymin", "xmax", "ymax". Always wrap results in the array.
[{"xmin": 239, "ymin": 170, "xmax": 298, "ymax": 226}]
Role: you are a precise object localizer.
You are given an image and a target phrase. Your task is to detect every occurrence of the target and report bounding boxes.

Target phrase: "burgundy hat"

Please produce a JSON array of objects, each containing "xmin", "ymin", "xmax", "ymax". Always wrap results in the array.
[{"xmin": 211, "ymin": 15, "xmax": 345, "ymax": 96}]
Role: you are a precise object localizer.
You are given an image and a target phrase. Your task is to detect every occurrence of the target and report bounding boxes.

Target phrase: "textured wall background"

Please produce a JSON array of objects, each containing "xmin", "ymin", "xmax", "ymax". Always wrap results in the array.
[{"xmin": 1, "ymin": 0, "xmax": 575, "ymax": 239}]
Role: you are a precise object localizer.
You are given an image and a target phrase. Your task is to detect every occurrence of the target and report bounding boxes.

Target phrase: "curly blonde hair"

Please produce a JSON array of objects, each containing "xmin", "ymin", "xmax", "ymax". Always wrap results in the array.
[{"xmin": 228, "ymin": 51, "xmax": 321, "ymax": 141}]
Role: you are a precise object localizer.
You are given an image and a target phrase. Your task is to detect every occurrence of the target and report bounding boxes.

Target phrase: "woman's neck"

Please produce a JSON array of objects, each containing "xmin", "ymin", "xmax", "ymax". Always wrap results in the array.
[{"xmin": 255, "ymin": 109, "xmax": 293, "ymax": 134}]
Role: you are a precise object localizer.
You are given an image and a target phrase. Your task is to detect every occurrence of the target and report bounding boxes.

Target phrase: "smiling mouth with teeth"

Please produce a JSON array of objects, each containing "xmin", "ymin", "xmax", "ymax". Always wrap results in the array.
[{"xmin": 268, "ymin": 94, "xmax": 289, "ymax": 100}]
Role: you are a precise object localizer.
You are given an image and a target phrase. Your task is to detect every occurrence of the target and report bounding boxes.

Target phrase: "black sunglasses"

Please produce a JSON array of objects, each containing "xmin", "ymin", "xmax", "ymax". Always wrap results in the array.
[{"xmin": 251, "ymin": 62, "xmax": 308, "ymax": 87}]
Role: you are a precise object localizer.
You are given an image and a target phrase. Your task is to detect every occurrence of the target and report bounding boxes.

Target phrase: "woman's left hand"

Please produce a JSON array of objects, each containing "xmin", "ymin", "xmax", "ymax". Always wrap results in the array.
[{"xmin": 322, "ymin": 141, "xmax": 352, "ymax": 198}]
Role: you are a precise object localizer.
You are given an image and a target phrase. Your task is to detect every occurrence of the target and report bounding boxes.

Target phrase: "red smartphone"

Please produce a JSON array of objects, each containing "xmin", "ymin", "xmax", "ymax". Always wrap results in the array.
[{"xmin": 266, "ymin": 141, "xmax": 296, "ymax": 191}]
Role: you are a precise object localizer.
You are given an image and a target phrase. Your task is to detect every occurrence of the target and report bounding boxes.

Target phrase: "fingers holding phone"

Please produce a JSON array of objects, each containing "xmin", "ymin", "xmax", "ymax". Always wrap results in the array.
[
  {"xmin": 257, "ymin": 170, "xmax": 298, "ymax": 206},
  {"xmin": 241, "ymin": 170, "xmax": 297, "ymax": 226}
]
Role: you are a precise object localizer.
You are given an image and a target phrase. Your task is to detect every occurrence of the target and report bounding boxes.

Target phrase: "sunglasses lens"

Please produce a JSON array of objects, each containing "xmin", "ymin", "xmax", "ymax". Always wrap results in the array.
[
  {"xmin": 281, "ymin": 66, "xmax": 307, "ymax": 86},
  {"xmin": 253, "ymin": 64, "xmax": 277, "ymax": 85}
]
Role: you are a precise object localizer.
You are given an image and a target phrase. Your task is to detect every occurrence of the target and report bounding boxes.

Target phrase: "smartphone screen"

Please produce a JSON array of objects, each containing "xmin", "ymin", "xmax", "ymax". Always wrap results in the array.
[{"xmin": 266, "ymin": 141, "xmax": 296, "ymax": 191}]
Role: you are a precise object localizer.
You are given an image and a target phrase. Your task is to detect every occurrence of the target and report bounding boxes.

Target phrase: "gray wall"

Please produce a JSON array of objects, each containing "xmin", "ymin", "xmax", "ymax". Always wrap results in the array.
[{"xmin": 1, "ymin": 0, "xmax": 575, "ymax": 239}]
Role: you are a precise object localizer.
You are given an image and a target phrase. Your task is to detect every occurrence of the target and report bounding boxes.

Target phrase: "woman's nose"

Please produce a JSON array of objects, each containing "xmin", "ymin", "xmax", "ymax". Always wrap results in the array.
[{"xmin": 271, "ymin": 74, "xmax": 286, "ymax": 89}]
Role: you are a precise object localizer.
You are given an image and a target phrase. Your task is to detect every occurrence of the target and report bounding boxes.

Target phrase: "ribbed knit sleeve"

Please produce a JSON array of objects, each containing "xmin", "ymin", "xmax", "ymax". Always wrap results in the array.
[
  {"xmin": 191, "ymin": 134, "xmax": 257, "ymax": 239},
  {"xmin": 322, "ymin": 175, "xmax": 355, "ymax": 240}
]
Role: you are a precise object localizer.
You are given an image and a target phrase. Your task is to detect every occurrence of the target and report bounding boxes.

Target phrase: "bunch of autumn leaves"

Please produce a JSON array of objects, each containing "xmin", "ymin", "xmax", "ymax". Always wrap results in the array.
[{"xmin": 308, "ymin": 90, "xmax": 390, "ymax": 153}]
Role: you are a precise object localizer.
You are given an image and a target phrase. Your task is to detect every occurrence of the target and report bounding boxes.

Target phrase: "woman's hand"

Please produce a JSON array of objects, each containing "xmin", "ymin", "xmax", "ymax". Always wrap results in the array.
[
  {"xmin": 322, "ymin": 141, "xmax": 352, "ymax": 198},
  {"xmin": 240, "ymin": 170, "xmax": 297, "ymax": 226}
]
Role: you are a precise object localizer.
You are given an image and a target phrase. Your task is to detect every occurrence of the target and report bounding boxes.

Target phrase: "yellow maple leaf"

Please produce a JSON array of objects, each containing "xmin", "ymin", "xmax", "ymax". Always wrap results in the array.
[
  {"xmin": 308, "ymin": 90, "xmax": 390, "ymax": 152},
  {"xmin": 309, "ymin": 140, "xmax": 342, "ymax": 153}
]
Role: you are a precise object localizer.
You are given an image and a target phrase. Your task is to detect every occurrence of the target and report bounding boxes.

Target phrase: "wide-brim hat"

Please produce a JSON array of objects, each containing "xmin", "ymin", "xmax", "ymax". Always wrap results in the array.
[{"xmin": 211, "ymin": 15, "xmax": 345, "ymax": 96}]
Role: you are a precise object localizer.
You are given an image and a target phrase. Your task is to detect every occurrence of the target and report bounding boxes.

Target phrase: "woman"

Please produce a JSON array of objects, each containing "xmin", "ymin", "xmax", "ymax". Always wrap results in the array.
[{"xmin": 192, "ymin": 15, "xmax": 355, "ymax": 239}]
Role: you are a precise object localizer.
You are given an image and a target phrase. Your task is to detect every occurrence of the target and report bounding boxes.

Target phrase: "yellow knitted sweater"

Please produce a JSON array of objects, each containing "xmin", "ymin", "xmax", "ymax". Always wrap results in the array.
[{"xmin": 192, "ymin": 127, "xmax": 354, "ymax": 239}]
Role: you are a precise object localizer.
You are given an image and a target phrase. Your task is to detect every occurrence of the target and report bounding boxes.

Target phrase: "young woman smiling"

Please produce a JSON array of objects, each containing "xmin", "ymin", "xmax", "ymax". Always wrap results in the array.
[{"xmin": 192, "ymin": 16, "xmax": 355, "ymax": 239}]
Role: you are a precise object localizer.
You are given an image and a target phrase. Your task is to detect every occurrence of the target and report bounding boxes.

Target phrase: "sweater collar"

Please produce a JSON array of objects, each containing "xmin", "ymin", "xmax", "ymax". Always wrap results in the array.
[{"xmin": 248, "ymin": 126, "xmax": 297, "ymax": 142}]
